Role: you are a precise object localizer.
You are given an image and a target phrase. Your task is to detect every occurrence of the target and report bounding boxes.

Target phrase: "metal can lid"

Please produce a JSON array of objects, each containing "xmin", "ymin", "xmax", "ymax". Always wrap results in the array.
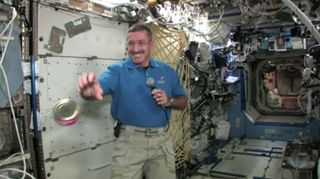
[{"xmin": 53, "ymin": 98, "xmax": 80, "ymax": 124}]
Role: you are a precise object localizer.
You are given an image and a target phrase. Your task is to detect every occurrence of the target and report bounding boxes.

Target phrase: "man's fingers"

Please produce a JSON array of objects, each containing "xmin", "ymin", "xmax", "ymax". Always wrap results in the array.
[
  {"xmin": 77, "ymin": 72, "xmax": 104, "ymax": 101},
  {"xmin": 151, "ymin": 89, "xmax": 168, "ymax": 105},
  {"xmin": 78, "ymin": 76, "xmax": 86, "ymax": 90},
  {"xmin": 94, "ymin": 80, "xmax": 104, "ymax": 100},
  {"xmin": 88, "ymin": 72, "xmax": 96, "ymax": 83},
  {"xmin": 151, "ymin": 89, "xmax": 160, "ymax": 95},
  {"xmin": 79, "ymin": 74, "xmax": 88, "ymax": 89},
  {"xmin": 78, "ymin": 73, "xmax": 96, "ymax": 89},
  {"xmin": 96, "ymin": 93, "xmax": 103, "ymax": 101}
]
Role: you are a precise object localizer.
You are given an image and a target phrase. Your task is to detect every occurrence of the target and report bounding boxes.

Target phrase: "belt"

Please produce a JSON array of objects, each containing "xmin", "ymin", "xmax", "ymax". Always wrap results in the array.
[{"xmin": 120, "ymin": 125, "xmax": 167, "ymax": 137}]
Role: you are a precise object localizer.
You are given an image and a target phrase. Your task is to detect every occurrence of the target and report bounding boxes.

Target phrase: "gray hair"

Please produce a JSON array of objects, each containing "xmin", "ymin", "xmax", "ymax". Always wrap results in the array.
[{"xmin": 128, "ymin": 24, "xmax": 152, "ymax": 41}]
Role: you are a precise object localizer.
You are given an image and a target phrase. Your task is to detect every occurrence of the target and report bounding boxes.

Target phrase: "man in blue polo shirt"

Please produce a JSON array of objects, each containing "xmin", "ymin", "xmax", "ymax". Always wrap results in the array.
[{"xmin": 77, "ymin": 24, "xmax": 188, "ymax": 179}]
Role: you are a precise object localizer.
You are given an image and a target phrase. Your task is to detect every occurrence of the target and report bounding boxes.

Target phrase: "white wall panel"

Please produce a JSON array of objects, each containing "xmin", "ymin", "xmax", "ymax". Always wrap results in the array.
[
  {"xmin": 38, "ymin": 5, "xmax": 128, "ymax": 59},
  {"xmin": 40, "ymin": 97, "xmax": 114, "ymax": 159},
  {"xmin": 39, "ymin": 57, "xmax": 118, "ymax": 178},
  {"xmin": 37, "ymin": 4, "xmax": 128, "ymax": 179},
  {"xmin": 39, "ymin": 57, "xmax": 113, "ymax": 106},
  {"xmin": 44, "ymin": 143, "xmax": 113, "ymax": 179}
]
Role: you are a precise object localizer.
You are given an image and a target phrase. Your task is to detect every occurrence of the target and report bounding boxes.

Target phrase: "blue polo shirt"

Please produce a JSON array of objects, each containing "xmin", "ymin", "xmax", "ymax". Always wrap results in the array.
[{"xmin": 98, "ymin": 57, "xmax": 187, "ymax": 127}]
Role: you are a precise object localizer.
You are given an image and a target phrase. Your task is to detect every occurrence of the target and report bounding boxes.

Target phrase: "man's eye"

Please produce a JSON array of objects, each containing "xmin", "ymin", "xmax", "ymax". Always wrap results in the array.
[
  {"xmin": 127, "ymin": 41, "xmax": 147, "ymax": 47},
  {"xmin": 138, "ymin": 41, "xmax": 145, "ymax": 46}
]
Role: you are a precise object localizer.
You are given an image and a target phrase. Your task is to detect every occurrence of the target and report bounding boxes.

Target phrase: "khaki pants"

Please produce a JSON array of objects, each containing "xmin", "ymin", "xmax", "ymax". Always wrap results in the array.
[{"xmin": 111, "ymin": 125, "xmax": 176, "ymax": 179}]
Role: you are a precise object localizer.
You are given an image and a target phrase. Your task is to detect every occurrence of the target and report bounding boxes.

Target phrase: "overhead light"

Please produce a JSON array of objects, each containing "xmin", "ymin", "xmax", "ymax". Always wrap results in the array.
[
  {"xmin": 91, "ymin": 0, "xmax": 134, "ymax": 8},
  {"xmin": 147, "ymin": 0, "xmax": 179, "ymax": 6}
]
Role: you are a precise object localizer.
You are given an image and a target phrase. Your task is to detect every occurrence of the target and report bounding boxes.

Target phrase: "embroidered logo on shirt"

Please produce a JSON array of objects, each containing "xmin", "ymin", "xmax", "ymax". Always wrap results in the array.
[{"xmin": 157, "ymin": 76, "xmax": 165, "ymax": 84}]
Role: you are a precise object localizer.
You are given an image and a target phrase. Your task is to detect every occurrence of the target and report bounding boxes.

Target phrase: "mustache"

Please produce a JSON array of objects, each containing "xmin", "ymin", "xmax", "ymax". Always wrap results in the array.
[{"xmin": 131, "ymin": 50, "xmax": 145, "ymax": 55}]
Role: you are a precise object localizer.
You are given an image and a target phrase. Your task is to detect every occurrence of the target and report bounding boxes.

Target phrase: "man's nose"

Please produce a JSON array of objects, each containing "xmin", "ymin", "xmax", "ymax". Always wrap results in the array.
[{"xmin": 130, "ymin": 44, "xmax": 142, "ymax": 51}]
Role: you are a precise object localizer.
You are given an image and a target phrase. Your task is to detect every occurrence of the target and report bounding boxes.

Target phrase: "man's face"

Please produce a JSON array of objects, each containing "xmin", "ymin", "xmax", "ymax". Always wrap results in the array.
[{"xmin": 127, "ymin": 30, "xmax": 153, "ymax": 67}]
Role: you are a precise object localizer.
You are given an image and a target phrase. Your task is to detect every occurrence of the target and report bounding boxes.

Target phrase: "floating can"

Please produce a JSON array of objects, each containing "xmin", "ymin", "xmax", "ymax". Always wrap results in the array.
[{"xmin": 53, "ymin": 98, "xmax": 80, "ymax": 126}]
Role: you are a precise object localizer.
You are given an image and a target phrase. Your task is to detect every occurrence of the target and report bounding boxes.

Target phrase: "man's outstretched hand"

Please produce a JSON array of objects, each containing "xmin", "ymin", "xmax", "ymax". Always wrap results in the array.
[{"xmin": 77, "ymin": 72, "xmax": 103, "ymax": 101}]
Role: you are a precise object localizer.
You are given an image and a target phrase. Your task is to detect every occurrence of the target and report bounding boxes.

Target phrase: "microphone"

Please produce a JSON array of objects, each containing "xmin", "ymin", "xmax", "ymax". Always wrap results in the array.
[
  {"xmin": 146, "ymin": 77, "xmax": 156, "ymax": 90},
  {"xmin": 146, "ymin": 77, "xmax": 164, "ymax": 108},
  {"xmin": 146, "ymin": 77, "xmax": 170, "ymax": 123}
]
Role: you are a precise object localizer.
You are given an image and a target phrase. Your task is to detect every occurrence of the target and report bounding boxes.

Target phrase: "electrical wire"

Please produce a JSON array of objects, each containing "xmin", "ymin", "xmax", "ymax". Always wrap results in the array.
[
  {"xmin": 111, "ymin": 3, "xmax": 139, "ymax": 23},
  {"xmin": 0, "ymin": 7, "xmax": 34, "ymax": 179},
  {"xmin": 0, "ymin": 9, "xmax": 16, "ymax": 65},
  {"xmin": 0, "ymin": 174, "xmax": 10, "ymax": 179},
  {"xmin": 244, "ymin": 0, "xmax": 286, "ymax": 16},
  {"xmin": 306, "ymin": 43, "xmax": 320, "ymax": 53},
  {"xmin": 297, "ymin": 91, "xmax": 307, "ymax": 113},
  {"xmin": 225, "ymin": 44, "xmax": 252, "ymax": 63},
  {"xmin": 0, "ymin": 153, "xmax": 21, "ymax": 167},
  {"xmin": 0, "ymin": 168, "xmax": 36, "ymax": 179},
  {"xmin": 147, "ymin": 2, "xmax": 190, "ymax": 26},
  {"xmin": 188, "ymin": 8, "xmax": 225, "ymax": 43},
  {"xmin": 146, "ymin": 1, "xmax": 225, "ymax": 43},
  {"xmin": 282, "ymin": 0, "xmax": 320, "ymax": 43},
  {"xmin": 237, "ymin": 45, "xmax": 253, "ymax": 62}
]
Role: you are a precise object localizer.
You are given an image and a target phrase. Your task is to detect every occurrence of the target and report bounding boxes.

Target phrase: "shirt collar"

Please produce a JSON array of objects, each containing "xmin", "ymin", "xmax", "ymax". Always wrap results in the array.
[{"xmin": 126, "ymin": 57, "xmax": 160, "ymax": 69}]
